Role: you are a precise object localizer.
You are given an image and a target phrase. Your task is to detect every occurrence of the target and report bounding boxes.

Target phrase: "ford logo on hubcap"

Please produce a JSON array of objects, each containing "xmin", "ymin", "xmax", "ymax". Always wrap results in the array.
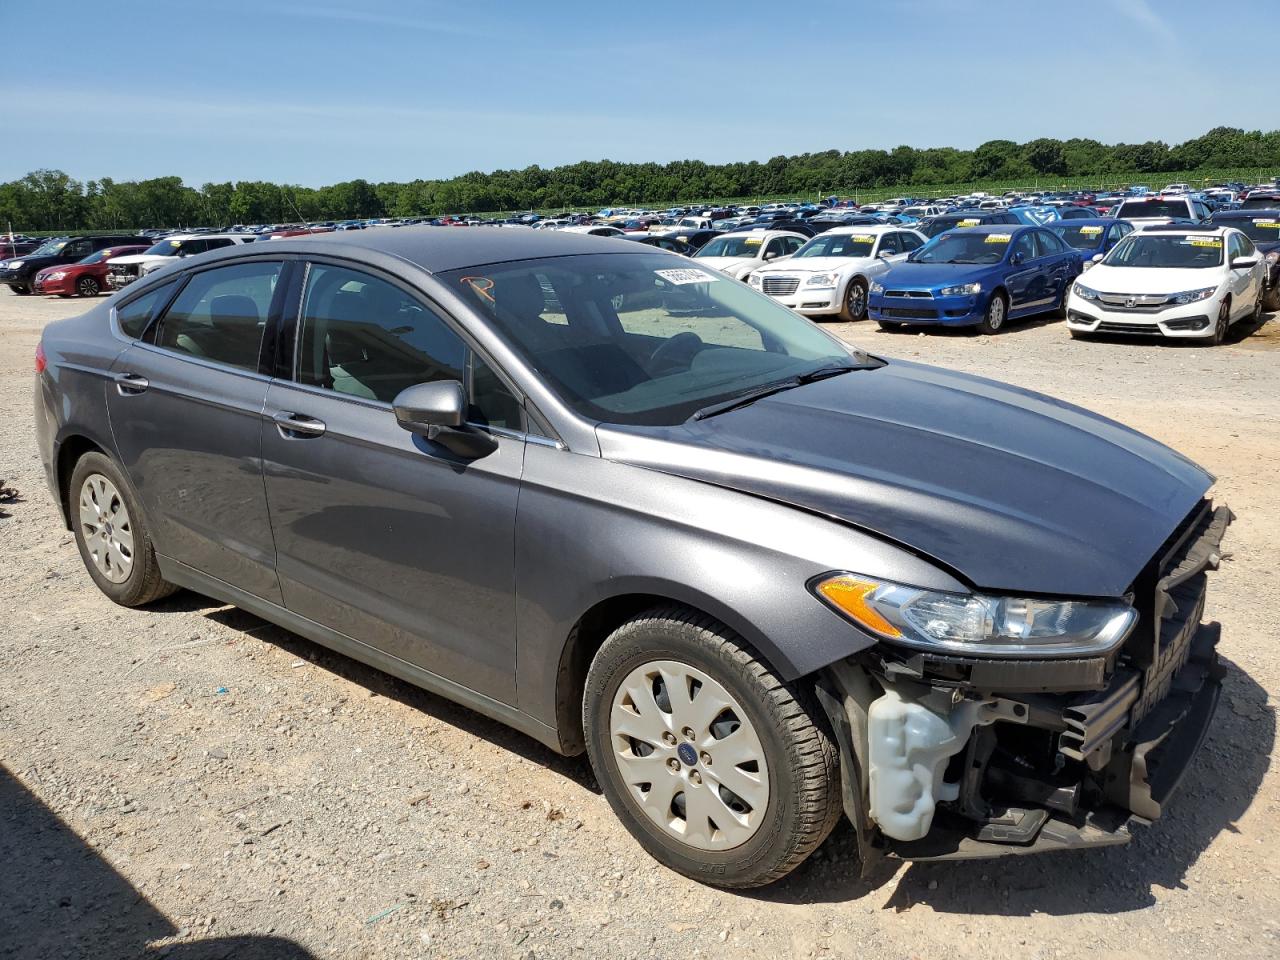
[{"xmin": 677, "ymin": 743, "xmax": 698, "ymax": 766}]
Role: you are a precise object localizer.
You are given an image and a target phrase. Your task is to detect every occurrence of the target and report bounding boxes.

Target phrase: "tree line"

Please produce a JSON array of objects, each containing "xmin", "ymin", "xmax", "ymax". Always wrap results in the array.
[{"xmin": 3, "ymin": 127, "xmax": 1278, "ymax": 232}]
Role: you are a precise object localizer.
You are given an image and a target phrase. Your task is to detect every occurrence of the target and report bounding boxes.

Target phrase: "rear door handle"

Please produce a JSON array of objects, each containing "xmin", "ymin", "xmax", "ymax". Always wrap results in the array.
[
  {"xmin": 113, "ymin": 373, "xmax": 149, "ymax": 395},
  {"xmin": 272, "ymin": 411, "xmax": 326, "ymax": 438}
]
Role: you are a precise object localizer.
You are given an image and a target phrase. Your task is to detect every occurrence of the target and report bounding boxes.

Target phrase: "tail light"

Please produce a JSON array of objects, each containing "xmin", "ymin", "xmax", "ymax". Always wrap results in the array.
[{"xmin": 35, "ymin": 341, "xmax": 47, "ymax": 374}]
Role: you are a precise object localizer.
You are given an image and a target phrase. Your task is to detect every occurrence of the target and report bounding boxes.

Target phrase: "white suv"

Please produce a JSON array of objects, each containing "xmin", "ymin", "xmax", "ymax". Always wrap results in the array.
[
  {"xmin": 107, "ymin": 234, "xmax": 256, "ymax": 289},
  {"xmin": 748, "ymin": 225, "xmax": 925, "ymax": 321},
  {"xmin": 1065, "ymin": 225, "xmax": 1265, "ymax": 344}
]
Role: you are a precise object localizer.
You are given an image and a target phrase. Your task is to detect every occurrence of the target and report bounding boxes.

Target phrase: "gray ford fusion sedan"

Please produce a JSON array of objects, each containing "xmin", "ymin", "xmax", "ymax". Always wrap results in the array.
[{"xmin": 34, "ymin": 227, "xmax": 1230, "ymax": 887}]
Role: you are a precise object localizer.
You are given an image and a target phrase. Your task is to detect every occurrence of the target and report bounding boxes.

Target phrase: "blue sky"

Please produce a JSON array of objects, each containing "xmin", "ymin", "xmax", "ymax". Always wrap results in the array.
[{"xmin": 4, "ymin": 0, "xmax": 1269, "ymax": 187}]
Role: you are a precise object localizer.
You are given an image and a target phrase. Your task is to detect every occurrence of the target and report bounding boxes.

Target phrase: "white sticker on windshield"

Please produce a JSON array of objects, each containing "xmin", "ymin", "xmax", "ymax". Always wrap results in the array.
[{"xmin": 655, "ymin": 268, "xmax": 720, "ymax": 285}]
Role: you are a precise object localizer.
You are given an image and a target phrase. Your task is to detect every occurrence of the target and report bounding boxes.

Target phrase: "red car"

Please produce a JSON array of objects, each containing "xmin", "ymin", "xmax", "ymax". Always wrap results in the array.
[{"xmin": 32, "ymin": 245, "xmax": 150, "ymax": 297}]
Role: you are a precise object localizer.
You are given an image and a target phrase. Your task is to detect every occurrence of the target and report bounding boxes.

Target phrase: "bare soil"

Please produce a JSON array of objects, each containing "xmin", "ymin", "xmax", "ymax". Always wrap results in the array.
[{"xmin": 1, "ymin": 291, "xmax": 1277, "ymax": 959}]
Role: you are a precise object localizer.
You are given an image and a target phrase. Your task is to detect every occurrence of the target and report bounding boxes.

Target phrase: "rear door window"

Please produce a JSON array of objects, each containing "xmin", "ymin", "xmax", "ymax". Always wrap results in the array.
[
  {"xmin": 115, "ymin": 280, "xmax": 177, "ymax": 339},
  {"xmin": 155, "ymin": 261, "xmax": 283, "ymax": 371}
]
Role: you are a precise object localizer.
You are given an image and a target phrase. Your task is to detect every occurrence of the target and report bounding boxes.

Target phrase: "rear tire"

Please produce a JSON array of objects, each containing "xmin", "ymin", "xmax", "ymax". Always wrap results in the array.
[
  {"xmin": 976, "ymin": 290, "xmax": 1008, "ymax": 335},
  {"xmin": 1265, "ymin": 284, "xmax": 1280, "ymax": 312},
  {"xmin": 583, "ymin": 606, "xmax": 841, "ymax": 888},
  {"xmin": 69, "ymin": 452, "xmax": 178, "ymax": 607}
]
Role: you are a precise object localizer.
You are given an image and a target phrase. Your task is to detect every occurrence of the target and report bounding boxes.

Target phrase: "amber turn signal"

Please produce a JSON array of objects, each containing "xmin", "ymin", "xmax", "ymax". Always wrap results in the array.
[{"xmin": 814, "ymin": 575, "xmax": 902, "ymax": 637}]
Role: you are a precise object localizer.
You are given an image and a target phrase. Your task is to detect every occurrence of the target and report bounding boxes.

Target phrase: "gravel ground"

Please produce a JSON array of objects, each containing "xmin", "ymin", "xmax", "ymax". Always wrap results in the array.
[{"xmin": 1, "ymin": 290, "xmax": 1277, "ymax": 960}]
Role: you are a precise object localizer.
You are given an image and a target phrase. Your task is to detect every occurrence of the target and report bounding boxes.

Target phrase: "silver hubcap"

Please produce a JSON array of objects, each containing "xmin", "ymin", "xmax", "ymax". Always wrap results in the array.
[
  {"xmin": 78, "ymin": 474, "xmax": 134, "ymax": 583},
  {"xmin": 988, "ymin": 297, "xmax": 1005, "ymax": 330},
  {"xmin": 609, "ymin": 660, "xmax": 770, "ymax": 851},
  {"xmin": 79, "ymin": 278, "xmax": 97, "ymax": 295},
  {"xmin": 848, "ymin": 283, "xmax": 865, "ymax": 317}
]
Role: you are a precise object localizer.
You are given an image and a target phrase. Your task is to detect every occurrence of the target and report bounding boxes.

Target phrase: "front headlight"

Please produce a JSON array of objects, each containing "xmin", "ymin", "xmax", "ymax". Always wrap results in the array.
[
  {"xmin": 869, "ymin": 280, "xmax": 885, "ymax": 294},
  {"xmin": 1170, "ymin": 286, "xmax": 1217, "ymax": 305},
  {"xmin": 813, "ymin": 573, "xmax": 1136, "ymax": 657},
  {"xmin": 805, "ymin": 273, "xmax": 837, "ymax": 287},
  {"xmin": 45, "ymin": 271, "xmax": 66, "ymax": 281},
  {"xmin": 939, "ymin": 282, "xmax": 981, "ymax": 296},
  {"xmin": 1072, "ymin": 282, "xmax": 1099, "ymax": 300},
  {"xmin": 748, "ymin": 274, "xmax": 761, "ymax": 286}
]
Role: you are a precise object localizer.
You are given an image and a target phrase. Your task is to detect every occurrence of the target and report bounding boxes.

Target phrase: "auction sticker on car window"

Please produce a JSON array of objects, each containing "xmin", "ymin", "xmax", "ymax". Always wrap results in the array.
[
  {"xmin": 958, "ymin": 219, "xmax": 980, "ymax": 227},
  {"xmin": 1185, "ymin": 238, "xmax": 1222, "ymax": 248},
  {"xmin": 1079, "ymin": 225, "xmax": 1103, "ymax": 235},
  {"xmin": 655, "ymin": 268, "xmax": 719, "ymax": 285},
  {"xmin": 744, "ymin": 237, "xmax": 762, "ymax": 245},
  {"xmin": 850, "ymin": 234, "xmax": 875, "ymax": 243},
  {"xmin": 1252, "ymin": 219, "xmax": 1280, "ymax": 229},
  {"xmin": 984, "ymin": 233, "xmax": 1012, "ymax": 243}
]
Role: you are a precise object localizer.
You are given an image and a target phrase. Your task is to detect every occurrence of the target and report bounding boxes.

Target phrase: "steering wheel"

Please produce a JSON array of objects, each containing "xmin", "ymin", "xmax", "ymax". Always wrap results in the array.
[{"xmin": 649, "ymin": 332, "xmax": 706, "ymax": 375}]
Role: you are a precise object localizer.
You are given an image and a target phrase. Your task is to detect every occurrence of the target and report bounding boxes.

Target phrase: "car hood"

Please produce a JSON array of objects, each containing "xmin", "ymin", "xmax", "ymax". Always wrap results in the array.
[
  {"xmin": 596, "ymin": 359, "xmax": 1211, "ymax": 598},
  {"xmin": 876, "ymin": 260, "xmax": 996, "ymax": 289},
  {"xmin": 1081, "ymin": 264, "xmax": 1223, "ymax": 294},
  {"xmin": 756, "ymin": 256, "xmax": 870, "ymax": 275},
  {"xmin": 3, "ymin": 255, "xmax": 54, "ymax": 268},
  {"xmin": 107, "ymin": 254, "xmax": 168, "ymax": 266}
]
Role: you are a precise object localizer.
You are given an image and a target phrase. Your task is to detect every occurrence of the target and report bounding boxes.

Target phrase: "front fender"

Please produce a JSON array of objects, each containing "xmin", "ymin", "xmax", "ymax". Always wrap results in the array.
[{"xmin": 512, "ymin": 444, "xmax": 963, "ymax": 736}]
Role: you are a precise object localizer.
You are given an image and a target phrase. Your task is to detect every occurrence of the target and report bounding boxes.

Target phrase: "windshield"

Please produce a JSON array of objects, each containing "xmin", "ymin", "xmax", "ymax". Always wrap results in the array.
[
  {"xmin": 1103, "ymin": 234, "xmax": 1224, "ymax": 268},
  {"xmin": 793, "ymin": 233, "xmax": 877, "ymax": 258},
  {"xmin": 920, "ymin": 216, "xmax": 985, "ymax": 238},
  {"xmin": 1224, "ymin": 217, "xmax": 1280, "ymax": 243},
  {"xmin": 142, "ymin": 238, "xmax": 188, "ymax": 256},
  {"xmin": 911, "ymin": 231, "xmax": 1011, "ymax": 264},
  {"xmin": 1241, "ymin": 197, "xmax": 1280, "ymax": 209},
  {"xmin": 695, "ymin": 235, "xmax": 766, "ymax": 259},
  {"xmin": 77, "ymin": 249, "xmax": 112, "ymax": 265},
  {"xmin": 30, "ymin": 240, "xmax": 68, "ymax": 257},
  {"xmin": 1050, "ymin": 224, "xmax": 1107, "ymax": 250},
  {"xmin": 1115, "ymin": 199, "xmax": 1190, "ymax": 219},
  {"xmin": 441, "ymin": 252, "xmax": 863, "ymax": 426}
]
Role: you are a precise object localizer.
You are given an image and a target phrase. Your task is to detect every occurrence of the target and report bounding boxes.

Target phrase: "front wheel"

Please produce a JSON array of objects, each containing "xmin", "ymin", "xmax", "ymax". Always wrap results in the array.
[
  {"xmin": 69, "ymin": 452, "xmax": 178, "ymax": 607},
  {"xmin": 1208, "ymin": 298, "xmax": 1230, "ymax": 346},
  {"xmin": 9, "ymin": 283, "xmax": 32, "ymax": 295},
  {"xmin": 839, "ymin": 277, "xmax": 868, "ymax": 322},
  {"xmin": 76, "ymin": 275, "xmax": 101, "ymax": 297},
  {"xmin": 976, "ymin": 291, "xmax": 1008, "ymax": 335},
  {"xmin": 583, "ymin": 607, "xmax": 841, "ymax": 888},
  {"xmin": 1265, "ymin": 283, "xmax": 1280, "ymax": 312}
]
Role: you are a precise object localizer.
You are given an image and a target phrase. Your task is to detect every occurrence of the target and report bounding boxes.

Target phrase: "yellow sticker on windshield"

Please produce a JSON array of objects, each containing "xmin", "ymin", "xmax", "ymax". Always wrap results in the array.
[
  {"xmin": 1186, "ymin": 238, "xmax": 1222, "ymax": 248},
  {"xmin": 1079, "ymin": 225, "xmax": 1103, "ymax": 235},
  {"xmin": 1252, "ymin": 219, "xmax": 1280, "ymax": 229},
  {"xmin": 985, "ymin": 233, "xmax": 1012, "ymax": 243},
  {"xmin": 850, "ymin": 234, "xmax": 874, "ymax": 243},
  {"xmin": 958, "ymin": 219, "xmax": 980, "ymax": 227},
  {"xmin": 744, "ymin": 237, "xmax": 762, "ymax": 245}
]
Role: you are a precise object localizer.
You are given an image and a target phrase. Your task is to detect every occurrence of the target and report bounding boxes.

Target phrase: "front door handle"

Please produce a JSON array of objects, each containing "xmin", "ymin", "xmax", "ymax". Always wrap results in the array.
[
  {"xmin": 272, "ymin": 411, "xmax": 326, "ymax": 438},
  {"xmin": 113, "ymin": 373, "xmax": 149, "ymax": 395}
]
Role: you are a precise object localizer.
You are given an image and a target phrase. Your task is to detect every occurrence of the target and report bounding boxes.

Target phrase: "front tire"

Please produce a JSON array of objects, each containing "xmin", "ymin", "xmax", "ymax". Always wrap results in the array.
[
  {"xmin": 76, "ymin": 275, "xmax": 101, "ymax": 297},
  {"xmin": 10, "ymin": 282, "xmax": 32, "ymax": 295},
  {"xmin": 1208, "ymin": 298, "xmax": 1230, "ymax": 346},
  {"xmin": 976, "ymin": 290, "xmax": 1008, "ymax": 335},
  {"xmin": 839, "ymin": 277, "xmax": 868, "ymax": 322},
  {"xmin": 583, "ymin": 606, "xmax": 841, "ymax": 888},
  {"xmin": 69, "ymin": 452, "xmax": 177, "ymax": 607}
]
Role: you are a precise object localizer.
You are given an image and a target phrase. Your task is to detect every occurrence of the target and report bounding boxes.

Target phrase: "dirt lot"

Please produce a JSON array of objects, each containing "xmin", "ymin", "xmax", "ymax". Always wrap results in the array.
[{"xmin": 1, "ymin": 290, "xmax": 1277, "ymax": 960}]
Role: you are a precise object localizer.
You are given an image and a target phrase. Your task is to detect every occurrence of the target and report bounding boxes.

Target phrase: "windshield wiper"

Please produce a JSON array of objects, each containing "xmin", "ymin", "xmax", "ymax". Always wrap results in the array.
[{"xmin": 690, "ymin": 363, "xmax": 863, "ymax": 422}]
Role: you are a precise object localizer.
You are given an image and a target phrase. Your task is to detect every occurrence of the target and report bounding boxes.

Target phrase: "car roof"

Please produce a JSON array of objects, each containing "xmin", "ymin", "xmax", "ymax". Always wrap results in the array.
[
  {"xmin": 1212, "ymin": 208, "xmax": 1280, "ymax": 219},
  {"xmin": 943, "ymin": 223, "xmax": 1033, "ymax": 234},
  {"xmin": 820, "ymin": 224, "xmax": 901, "ymax": 236},
  {"xmin": 1047, "ymin": 217, "xmax": 1121, "ymax": 228},
  {"xmin": 715, "ymin": 229, "xmax": 809, "ymax": 240},
  {"xmin": 1137, "ymin": 223, "xmax": 1230, "ymax": 234}
]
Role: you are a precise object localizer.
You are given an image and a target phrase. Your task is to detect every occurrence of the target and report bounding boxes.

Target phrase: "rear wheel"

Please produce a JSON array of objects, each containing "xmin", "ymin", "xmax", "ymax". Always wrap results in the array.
[
  {"xmin": 976, "ymin": 290, "xmax": 1008, "ymax": 335},
  {"xmin": 76, "ymin": 275, "xmax": 101, "ymax": 297},
  {"xmin": 69, "ymin": 452, "xmax": 177, "ymax": 607},
  {"xmin": 839, "ymin": 277, "xmax": 868, "ymax": 322},
  {"xmin": 583, "ymin": 607, "xmax": 841, "ymax": 888}
]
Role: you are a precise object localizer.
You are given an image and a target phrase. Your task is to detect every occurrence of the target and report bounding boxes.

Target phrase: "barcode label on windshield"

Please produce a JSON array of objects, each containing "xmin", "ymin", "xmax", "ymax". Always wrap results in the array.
[{"xmin": 656, "ymin": 268, "xmax": 720, "ymax": 285}]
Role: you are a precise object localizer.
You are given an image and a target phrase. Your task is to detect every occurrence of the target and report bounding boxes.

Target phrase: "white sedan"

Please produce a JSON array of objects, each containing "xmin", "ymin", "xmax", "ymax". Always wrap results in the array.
[
  {"xmin": 747, "ymin": 225, "xmax": 927, "ymax": 321},
  {"xmin": 1065, "ymin": 225, "xmax": 1265, "ymax": 344},
  {"xmin": 691, "ymin": 230, "xmax": 808, "ymax": 281}
]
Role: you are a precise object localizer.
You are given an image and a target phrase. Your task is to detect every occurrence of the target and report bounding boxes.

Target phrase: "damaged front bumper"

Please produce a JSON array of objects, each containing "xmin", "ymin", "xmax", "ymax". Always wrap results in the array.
[{"xmin": 819, "ymin": 500, "xmax": 1230, "ymax": 865}]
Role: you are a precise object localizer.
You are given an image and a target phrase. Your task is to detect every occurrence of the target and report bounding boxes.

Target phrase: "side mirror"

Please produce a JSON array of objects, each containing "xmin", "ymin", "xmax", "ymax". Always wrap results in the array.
[
  {"xmin": 393, "ymin": 380, "xmax": 496, "ymax": 459},
  {"xmin": 1091, "ymin": 253, "xmax": 1105, "ymax": 263},
  {"xmin": 1009, "ymin": 251, "xmax": 1025, "ymax": 266},
  {"xmin": 1231, "ymin": 257, "xmax": 1258, "ymax": 269},
  {"xmin": 762, "ymin": 251, "xmax": 777, "ymax": 261}
]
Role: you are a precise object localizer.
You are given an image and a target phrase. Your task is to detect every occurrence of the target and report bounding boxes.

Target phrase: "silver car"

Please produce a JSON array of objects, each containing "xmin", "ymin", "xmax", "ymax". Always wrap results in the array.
[{"xmin": 35, "ymin": 228, "xmax": 1229, "ymax": 887}]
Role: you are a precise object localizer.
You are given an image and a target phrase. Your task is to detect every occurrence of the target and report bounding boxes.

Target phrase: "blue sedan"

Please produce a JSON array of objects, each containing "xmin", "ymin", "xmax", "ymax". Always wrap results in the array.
[
  {"xmin": 1047, "ymin": 218, "xmax": 1134, "ymax": 265},
  {"xmin": 868, "ymin": 224, "xmax": 1084, "ymax": 334}
]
